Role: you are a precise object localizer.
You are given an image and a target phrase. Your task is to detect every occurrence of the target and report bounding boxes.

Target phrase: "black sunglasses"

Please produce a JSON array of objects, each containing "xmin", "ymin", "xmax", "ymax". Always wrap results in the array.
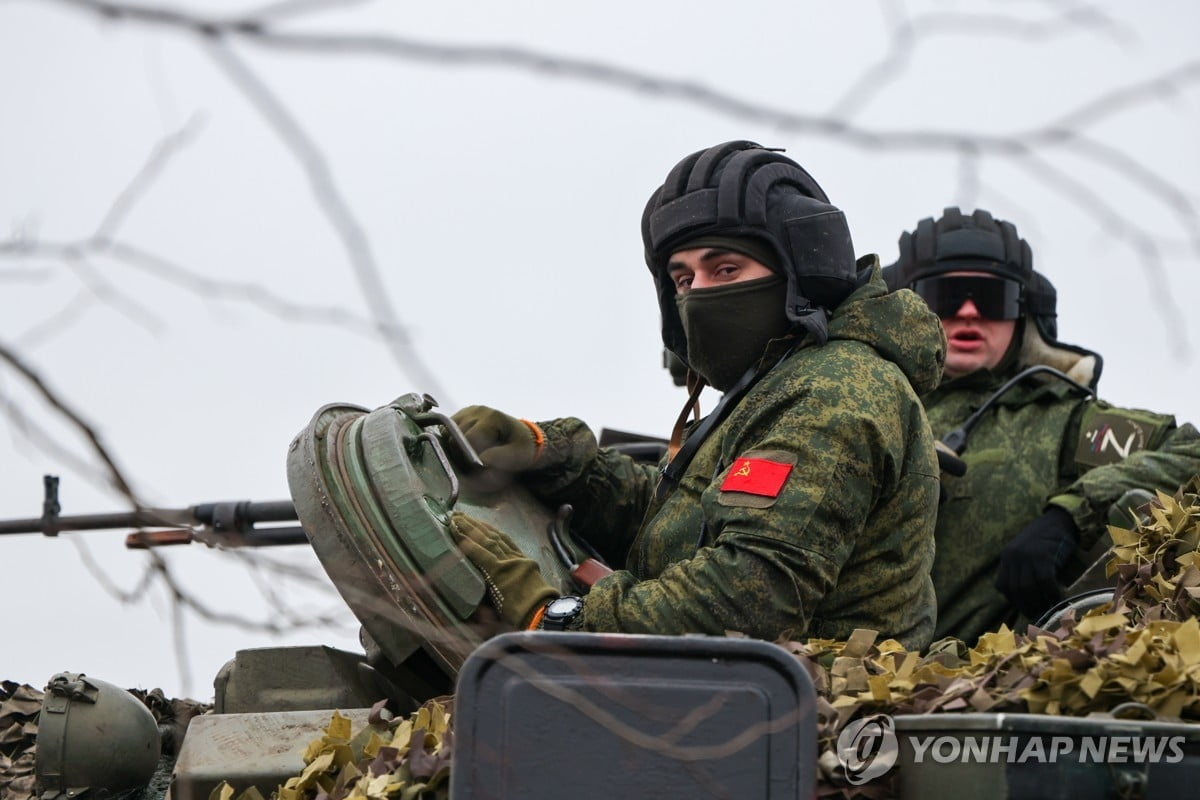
[{"xmin": 912, "ymin": 275, "xmax": 1023, "ymax": 320}]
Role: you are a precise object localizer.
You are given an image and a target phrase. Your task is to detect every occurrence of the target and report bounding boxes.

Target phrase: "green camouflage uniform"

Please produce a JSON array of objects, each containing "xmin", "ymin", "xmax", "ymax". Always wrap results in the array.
[
  {"xmin": 926, "ymin": 359, "xmax": 1200, "ymax": 644},
  {"xmin": 524, "ymin": 264, "xmax": 946, "ymax": 650}
]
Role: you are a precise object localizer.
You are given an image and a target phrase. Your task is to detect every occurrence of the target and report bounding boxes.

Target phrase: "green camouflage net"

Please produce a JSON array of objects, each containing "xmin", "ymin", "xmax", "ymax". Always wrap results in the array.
[
  {"xmin": 253, "ymin": 477, "xmax": 1200, "ymax": 800},
  {"xmin": 807, "ymin": 475, "xmax": 1200, "ymax": 798},
  {"xmin": 0, "ymin": 681, "xmax": 42, "ymax": 800}
]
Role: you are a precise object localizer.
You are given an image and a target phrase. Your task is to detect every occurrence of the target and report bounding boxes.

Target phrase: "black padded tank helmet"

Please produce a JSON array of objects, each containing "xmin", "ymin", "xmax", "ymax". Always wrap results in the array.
[
  {"xmin": 885, "ymin": 207, "xmax": 1059, "ymax": 342},
  {"xmin": 885, "ymin": 207, "xmax": 1103, "ymax": 388},
  {"xmin": 642, "ymin": 140, "xmax": 857, "ymax": 362}
]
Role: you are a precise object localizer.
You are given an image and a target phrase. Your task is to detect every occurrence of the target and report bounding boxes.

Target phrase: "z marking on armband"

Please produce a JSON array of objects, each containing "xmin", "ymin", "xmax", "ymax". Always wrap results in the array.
[{"xmin": 1077, "ymin": 414, "xmax": 1148, "ymax": 467}]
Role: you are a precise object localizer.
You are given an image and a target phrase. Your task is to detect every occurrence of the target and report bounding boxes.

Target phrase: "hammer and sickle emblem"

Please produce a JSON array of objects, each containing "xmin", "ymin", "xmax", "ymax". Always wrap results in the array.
[{"xmin": 735, "ymin": 460, "xmax": 752, "ymax": 477}]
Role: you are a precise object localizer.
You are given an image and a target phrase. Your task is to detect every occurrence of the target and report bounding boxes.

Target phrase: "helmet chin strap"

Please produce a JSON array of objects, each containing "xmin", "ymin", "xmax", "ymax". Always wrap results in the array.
[
  {"xmin": 656, "ymin": 343, "xmax": 800, "ymax": 502},
  {"xmin": 666, "ymin": 371, "xmax": 707, "ymax": 460}
]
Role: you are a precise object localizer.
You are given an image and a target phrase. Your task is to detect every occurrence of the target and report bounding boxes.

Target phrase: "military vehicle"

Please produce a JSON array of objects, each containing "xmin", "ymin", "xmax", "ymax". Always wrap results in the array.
[{"xmin": 4, "ymin": 392, "xmax": 1200, "ymax": 799}]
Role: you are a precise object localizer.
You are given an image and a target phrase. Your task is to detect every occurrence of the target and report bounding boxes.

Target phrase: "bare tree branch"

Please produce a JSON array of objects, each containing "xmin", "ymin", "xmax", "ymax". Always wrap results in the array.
[
  {"xmin": 954, "ymin": 144, "xmax": 982, "ymax": 210},
  {"xmin": 0, "ymin": 265, "xmax": 56, "ymax": 283},
  {"xmin": 236, "ymin": 0, "xmax": 369, "ymax": 25},
  {"xmin": 70, "ymin": 535, "xmax": 160, "ymax": 603},
  {"xmin": 1, "ymin": 238, "xmax": 408, "ymax": 343},
  {"xmin": 94, "ymin": 113, "xmax": 206, "ymax": 241},
  {"xmin": 0, "ymin": 383, "xmax": 123, "ymax": 492},
  {"xmin": 39, "ymin": 0, "xmax": 1200, "ymax": 351},
  {"xmin": 1008, "ymin": 150, "xmax": 1186, "ymax": 352},
  {"xmin": 14, "ymin": 290, "xmax": 95, "ymax": 349},
  {"xmin": 61, "ymin": 249, "xmax": 167, "ymax": 335},
  {"xmin": 828, "ymin": 0, "xmax": 1131, "ymax": 119},
  {"xmin": 201, "ymin": 38, "xmax": 451, "ymax": 403},
  {"xmin": 0, "ymin": 340, "xmax": 140, "ymax": 500}
]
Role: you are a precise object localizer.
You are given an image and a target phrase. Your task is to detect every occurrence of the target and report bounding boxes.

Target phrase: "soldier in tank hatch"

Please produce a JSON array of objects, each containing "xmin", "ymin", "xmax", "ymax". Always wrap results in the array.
[
  {"xmin": 886, "ymin": 207, "xmax": 1200, "ymax": 644},
  {"xmin": 446, "ymin": 140, "xmax": 946, "ymax": 650}
]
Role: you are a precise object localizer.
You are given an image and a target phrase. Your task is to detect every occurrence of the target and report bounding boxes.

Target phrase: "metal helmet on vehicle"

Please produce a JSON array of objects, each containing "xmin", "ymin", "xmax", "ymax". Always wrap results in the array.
[
  {"xmin": 884, "ymin": 207, "xmax": 1058, "ymax": 340},
  {"xmin": 35, "ymin": 672, "xmax": 161, "ymax": 799},
  {"xmin": 641, "ymin": 140, "xmax": 858, "ymax": 362}
]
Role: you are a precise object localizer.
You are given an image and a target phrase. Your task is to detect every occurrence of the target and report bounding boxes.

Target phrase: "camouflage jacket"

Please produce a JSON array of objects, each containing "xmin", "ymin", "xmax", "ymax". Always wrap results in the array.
[
  {"xmin": 926, "ymin": 333, "xmax": 1200, "ymax": 644},
  {"xmin": 525, "ymin": 262, "xmax": 946, "ymax": 650}
]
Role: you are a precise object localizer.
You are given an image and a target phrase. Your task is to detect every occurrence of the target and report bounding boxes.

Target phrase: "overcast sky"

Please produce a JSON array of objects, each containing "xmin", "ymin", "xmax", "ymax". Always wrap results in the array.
[{"xmin": 3, "ymin": 0, "xmax": 1198, "ymax": 699}]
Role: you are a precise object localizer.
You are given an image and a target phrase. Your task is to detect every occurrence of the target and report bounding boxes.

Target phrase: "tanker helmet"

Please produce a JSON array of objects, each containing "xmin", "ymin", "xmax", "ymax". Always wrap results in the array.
[
  {"xmin": 885, "ymin": 207, "xmax": 1058, "ymax": 341},
  {"xmin": 641, "ymin": 141, "xmax": 857, "ymax": 361}
]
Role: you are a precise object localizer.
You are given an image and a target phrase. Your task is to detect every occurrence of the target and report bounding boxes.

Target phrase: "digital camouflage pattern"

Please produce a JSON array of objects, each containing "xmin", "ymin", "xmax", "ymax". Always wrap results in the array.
[
  {"xmin": 925, "ymin": 359, "xmax": 1200, "ymax": 644},
  {"xmin": 523, "ymin": 262, "xmax": 946, "ymax": 650}
]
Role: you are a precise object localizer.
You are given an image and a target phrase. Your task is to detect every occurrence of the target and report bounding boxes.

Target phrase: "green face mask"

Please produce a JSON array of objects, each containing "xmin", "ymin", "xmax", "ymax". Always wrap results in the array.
[{"xmin": 675, "ymin": 274, "xmax": 792, "ymax": 391}]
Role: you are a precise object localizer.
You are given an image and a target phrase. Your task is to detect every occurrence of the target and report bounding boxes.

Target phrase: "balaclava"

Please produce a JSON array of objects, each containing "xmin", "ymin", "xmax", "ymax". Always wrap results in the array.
[{"xmin": 670, "ymin": 235, "xmax": 791, "ymax": 390}]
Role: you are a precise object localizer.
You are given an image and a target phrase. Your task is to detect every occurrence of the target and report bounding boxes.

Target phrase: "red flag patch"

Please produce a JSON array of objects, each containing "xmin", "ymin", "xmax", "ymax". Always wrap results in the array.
[{"xmin": 720, "ymin": 457, "xmax": 793, "ymax": 498}]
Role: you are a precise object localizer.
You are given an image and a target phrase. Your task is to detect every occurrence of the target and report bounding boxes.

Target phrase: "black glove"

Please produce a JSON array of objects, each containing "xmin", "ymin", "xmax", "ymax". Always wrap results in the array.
[
  {"xmin": 995, "ymin": 505, "xmax": 1080, "ymax": 621},
  {"xmin": 452, "ymin": 405, "xmax": 543, "ymax": 473}
]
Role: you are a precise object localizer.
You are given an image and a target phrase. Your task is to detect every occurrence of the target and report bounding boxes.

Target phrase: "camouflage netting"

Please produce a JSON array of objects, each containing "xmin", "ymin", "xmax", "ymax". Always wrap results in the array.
[
  {"xmin": 0, "ymin": 681, "xmax": 210, "ymax": 800},
  {"xmin": 212, "ymin": 699, "xmax": 453, "ymax": 800},
  {"xmin": 0, "ymin": 681, "xmax": 42, "ymax": 799},
  {"xmin": 248, "ymin": 476, "xmax": 1200, "ymax": 800}
]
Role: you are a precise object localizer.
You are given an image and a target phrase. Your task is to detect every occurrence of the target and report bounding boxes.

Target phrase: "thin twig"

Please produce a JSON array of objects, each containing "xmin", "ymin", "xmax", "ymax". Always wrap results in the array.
[
  {"xmin": 0, "ymin": 340, "xmax": 140, "ymax": 501},
  {"xmin": 94, "ymin": 113, "xmax": 206, "ymax": 241},
  {"xmin": 204, "ymin": 38, "xmax": 451, "ymax": 402}
]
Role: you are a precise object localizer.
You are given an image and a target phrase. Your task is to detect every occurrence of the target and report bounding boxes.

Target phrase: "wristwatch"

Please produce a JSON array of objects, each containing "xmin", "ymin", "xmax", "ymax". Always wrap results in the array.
[{"xmin": 541, "ymin": 595, "xmax": 584, "ymax": 631}]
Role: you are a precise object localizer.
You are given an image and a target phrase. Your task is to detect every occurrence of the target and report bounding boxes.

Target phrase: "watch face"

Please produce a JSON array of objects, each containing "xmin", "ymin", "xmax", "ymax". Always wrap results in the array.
[
  {"xmin": 547, "ymin": 596, "xmax": 582, "ymax": 617},
  {"xmin": 542, "ymin": 596, "xmax": 583, "ymax": 630}
]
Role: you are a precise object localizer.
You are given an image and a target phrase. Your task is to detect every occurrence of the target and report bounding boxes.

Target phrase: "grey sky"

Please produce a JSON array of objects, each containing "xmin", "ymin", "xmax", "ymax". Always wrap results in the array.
[{"xmin": 2, "ymin": 0, "xmax": 1198, "ymax": 699}]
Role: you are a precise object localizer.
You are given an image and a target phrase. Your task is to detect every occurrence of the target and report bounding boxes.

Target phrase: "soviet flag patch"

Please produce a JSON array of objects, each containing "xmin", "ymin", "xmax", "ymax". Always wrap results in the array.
[{"xmin": 718, "ymin": 450, "xmax": 797, "ymax": 508}]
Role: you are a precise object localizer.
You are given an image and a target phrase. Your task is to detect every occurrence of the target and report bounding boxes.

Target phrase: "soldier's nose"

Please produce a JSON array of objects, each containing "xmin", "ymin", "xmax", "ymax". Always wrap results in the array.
[{"xmin": 954, "ymin": 298, "xmax": 982, "ymax": 318}]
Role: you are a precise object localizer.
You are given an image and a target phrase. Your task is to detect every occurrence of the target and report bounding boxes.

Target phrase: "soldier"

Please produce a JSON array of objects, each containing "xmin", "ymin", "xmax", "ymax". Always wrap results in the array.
[
  {"xmin": 446, "ymin": 140, "xmax": 946, "ymax": 651},
  {"xmin": 886, "ymin": 207, "xmax": 1200, "ymax": 644}
]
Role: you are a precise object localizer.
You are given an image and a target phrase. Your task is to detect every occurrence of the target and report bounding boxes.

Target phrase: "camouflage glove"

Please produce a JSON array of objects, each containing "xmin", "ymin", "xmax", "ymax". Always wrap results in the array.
[
  {"xmin": 450, "ymin": 511, "xmax": 558, "ymax": 629},
  {"xmin": 452, "ymin": 405, "xmax": 544, "ymax": 473},
  {"xmin": 995, "ymin": 505, "xmax": 1080, "ymax": 621}
]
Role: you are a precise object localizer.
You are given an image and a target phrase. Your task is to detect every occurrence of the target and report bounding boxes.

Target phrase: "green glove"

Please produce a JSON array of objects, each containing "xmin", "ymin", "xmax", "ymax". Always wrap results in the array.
[
  {"xmin": 452, "ymin": 405, "xmax": 544, "ymax": 473},
  {"xmin": 450, "ymin": 511, "xmax": 558, "ymax": 629}
]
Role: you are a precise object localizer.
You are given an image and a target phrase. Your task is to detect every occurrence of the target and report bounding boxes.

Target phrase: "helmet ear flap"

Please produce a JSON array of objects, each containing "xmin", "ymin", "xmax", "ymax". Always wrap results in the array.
[
  {"xmin": 1026, "ymin": 269, "xmax": 1058, "ymax": 337},
  {"xmin": 781, "ymin": 207, "xmax": 856, "ymax": 309}
]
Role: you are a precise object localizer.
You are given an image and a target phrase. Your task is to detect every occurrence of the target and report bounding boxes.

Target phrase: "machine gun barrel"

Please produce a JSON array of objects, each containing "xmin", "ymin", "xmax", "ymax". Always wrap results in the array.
[
  {"xmin": 0, "ymin": 476, "xmax": 307, "ymax": 548},
  {"xmin": 0, "ymin": 507, "xmax": 194, "ymax": 534}
]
